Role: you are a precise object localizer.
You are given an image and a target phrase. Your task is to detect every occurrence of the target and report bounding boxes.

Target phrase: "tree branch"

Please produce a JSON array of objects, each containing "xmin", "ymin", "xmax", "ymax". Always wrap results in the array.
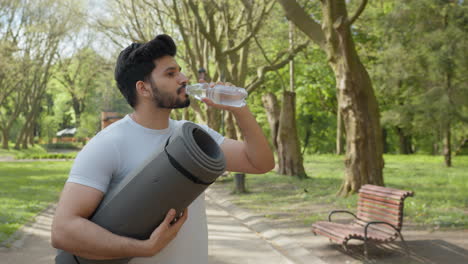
[
  {"xmin": 276, "ymin": 0, "xmax": 325, "ymax": 49},
  {"xmin": 222, "ymin": 0, "xmax": 274, "ymax": 55},
  {"xmin": 348, "ymin": 0, "xmax": 368, "ymax": 25},
  {"xmin": 245, "ymin": 40, "xmax": 309, "ymax": 93}
]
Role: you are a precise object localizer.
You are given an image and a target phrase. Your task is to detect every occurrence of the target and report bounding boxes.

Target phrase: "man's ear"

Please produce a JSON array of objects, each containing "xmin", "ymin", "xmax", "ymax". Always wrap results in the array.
[{"xmin": 136, "ymin": 80, "xmax": 151, "ymax": 98}]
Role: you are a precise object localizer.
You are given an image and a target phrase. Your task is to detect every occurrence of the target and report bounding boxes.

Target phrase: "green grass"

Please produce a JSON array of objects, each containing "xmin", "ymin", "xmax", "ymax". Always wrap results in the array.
[
  {"xmin": 0, "ymin": 161, "xmax": 72, "ymax": 244},
  {"xmin": 214, "ymin": 154, "xmax": 468, "ymax": 229},
  {"xmin": 0, "ymin": 143, "xmax": 78, "ymax": 160},
  {"xmin": 15, "ymin": 153, "xmax": 78, "ymax": 160},
  {"xmin": 0, "ymin": 143, "xmax": 49, "ymax": 159}
]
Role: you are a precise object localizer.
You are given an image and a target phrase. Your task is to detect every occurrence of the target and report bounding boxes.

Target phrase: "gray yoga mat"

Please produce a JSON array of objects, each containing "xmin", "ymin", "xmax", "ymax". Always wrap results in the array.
[{"xmin": 56, "ymin": 122, "xmax": 226, "ymax": 264}]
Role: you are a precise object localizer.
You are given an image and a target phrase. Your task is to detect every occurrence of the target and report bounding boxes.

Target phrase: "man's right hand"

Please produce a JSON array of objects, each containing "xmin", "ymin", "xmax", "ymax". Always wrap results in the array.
[{"xmin": 141, "ymin": 208, "xmax": 188, "ymax": 257}]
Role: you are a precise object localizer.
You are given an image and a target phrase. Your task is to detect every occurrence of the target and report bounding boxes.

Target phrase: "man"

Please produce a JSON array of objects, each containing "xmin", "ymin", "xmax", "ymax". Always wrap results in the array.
[{"xmin": 51, "ymin": 34, "xmax": 274, "ymax": 263}]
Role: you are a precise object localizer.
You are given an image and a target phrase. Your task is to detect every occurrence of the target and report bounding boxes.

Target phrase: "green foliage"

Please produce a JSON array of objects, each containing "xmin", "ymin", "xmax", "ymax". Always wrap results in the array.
[
  {"xmin": 257, "ymin": 43, "xmax": 338, "ymax": 154},
  {"xmin": 0, "ymin": 161, "xmax": 72, "ymax": 243},
  {"xmin": 360, "ymin": 0, "xmax": 468, "ymax": 154},
  {"xmin": 214, "ymin": 154, "xmax": 468, "ymax": 229},
  {"xmin": 294, "ymin": 49, "xmax": 337, "ymax": 154},
  {"xmin": 41, "ymin": 142, "xmax": 82, "ymax": 150},
  {"xmin": 1, "ymin": 0, "xmax": 466, "ymax": 159},
  {"xmin": 0, "ymin": 0, "xmax": 87, "ymax": 149}
]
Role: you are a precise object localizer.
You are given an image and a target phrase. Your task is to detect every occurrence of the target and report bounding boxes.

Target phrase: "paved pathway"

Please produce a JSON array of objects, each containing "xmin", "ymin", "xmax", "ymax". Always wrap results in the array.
[{"xmin": 0, "ymin": 196, "xmax": 304, "ymax": 264}]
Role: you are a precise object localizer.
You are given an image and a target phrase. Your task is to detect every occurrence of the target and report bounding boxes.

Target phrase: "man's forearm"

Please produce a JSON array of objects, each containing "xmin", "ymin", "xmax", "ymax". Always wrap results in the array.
[
  {"xmin": 52, "ymin": 217, "xmax": 148, "ymax": 260},
  {"xmin": 232, "ymin": 106, "xmax": 275, "ymax": 172}
]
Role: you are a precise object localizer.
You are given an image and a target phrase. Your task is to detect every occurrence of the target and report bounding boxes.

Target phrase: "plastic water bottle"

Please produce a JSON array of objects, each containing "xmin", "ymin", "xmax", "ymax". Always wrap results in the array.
[{"xmin": 185, "ymin": 83, "xmax": 248, "ymax": 107}]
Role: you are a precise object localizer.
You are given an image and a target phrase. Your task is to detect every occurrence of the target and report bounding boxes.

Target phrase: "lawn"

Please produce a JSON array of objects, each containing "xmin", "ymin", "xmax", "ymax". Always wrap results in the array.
[
  {"xmin": 0, "ymin": 161, "xmax": 72, "ymax": 244},
  {"xmin": 213, "ymin": 154, "xmax": 468, "ymax": 229},
  {"xmin": 0, "ymin": 154, "xmax": 466, "ymax": 245},
  {"xmin": 0, "ymin": 143, "xmax": 78, "ymax": 160},
  {"xmin": 0, "ymin": 144, "xmax": 49, "ymax": 159}
]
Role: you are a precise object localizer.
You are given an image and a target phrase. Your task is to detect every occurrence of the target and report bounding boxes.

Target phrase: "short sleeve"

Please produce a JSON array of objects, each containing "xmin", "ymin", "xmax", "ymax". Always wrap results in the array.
[
  {"xmin": 67, "ymin": 134, "xmax": 119, "ymax": 193},
  {"xmin": 197, "ymin": 124, "xmax": 225, "ymax": 146}
]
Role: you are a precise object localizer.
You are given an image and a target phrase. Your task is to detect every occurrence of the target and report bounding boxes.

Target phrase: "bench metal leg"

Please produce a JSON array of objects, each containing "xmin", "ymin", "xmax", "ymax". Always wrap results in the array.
[
  {"xmin": 363, "ymin": 238, "xmax": 369, "ymax": 259},
  {"xmin": 396, "ymin": 230, "xmax": 410, "ymax": 256}
]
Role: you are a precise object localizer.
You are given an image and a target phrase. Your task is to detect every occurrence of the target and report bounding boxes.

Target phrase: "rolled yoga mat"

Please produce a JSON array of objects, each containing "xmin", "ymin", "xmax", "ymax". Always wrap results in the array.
[{"xmin": 56, "ymin": 122, "xmax": 226, "ymax": 264}]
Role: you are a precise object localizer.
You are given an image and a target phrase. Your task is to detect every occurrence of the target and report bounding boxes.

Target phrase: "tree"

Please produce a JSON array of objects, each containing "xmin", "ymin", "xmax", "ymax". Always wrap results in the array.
[
  {"xmin": 0, "ymin": 0, "xmax": 83, "ymax": 149},
  {"xmin": 96, "ymin": 0, "xmax": 309, "ymax": 178},
  {"xmin": 54, "ymin": 47, "xmax": 106, "ymax": 129},
  {"xmin": 364, "ymin": 0, "xmax": 468, "ymax": 164},
  {"xmin": 277, "ymin": 0, "xmax": 385, "ymax": 194},
  {"xmin": 274, "ymin": 21, "xmax": 306, "ymax": 178}
]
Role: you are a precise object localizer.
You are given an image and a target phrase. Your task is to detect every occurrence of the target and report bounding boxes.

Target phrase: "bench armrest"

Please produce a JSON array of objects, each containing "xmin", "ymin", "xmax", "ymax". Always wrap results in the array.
[
  {"xmin": 328, "ymin": 210, "xmax": 357, "ymax": 222},
  {"xmin": 363, "ymin": 221, "xmax": 400, "ymax": 240}
]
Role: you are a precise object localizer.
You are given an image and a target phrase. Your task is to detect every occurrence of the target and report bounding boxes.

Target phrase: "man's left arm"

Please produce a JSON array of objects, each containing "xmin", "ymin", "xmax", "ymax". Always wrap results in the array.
[{"xmin": 202, "ymin": 98, "xmax": 275, "ymax": 174}]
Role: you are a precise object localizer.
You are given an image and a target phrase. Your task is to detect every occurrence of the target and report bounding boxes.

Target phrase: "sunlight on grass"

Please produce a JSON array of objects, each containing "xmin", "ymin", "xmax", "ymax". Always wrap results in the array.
[
  {"xmin": 0, "ymin": 144, "xmax": 48, "ymax": 159},
  {"xmin": 214, "ymin": 154, "xmax": 468, "ymax": 229},
  {"xmin": 0, "ymin": 161, "xmax": 72, "ymax": 243}
]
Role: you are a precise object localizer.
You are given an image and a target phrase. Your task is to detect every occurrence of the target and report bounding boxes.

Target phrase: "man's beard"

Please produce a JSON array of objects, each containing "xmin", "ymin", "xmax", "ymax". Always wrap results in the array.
[{"xmin": 150, "ymin": 79, "xmax": 190, "ymax": 109}]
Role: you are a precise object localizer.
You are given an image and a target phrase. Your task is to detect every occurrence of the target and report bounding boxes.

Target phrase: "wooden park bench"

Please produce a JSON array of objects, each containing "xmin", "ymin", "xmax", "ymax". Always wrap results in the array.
[{"xmin": 311, "ymin": 184, "xmax": 414, "ymax": 257}]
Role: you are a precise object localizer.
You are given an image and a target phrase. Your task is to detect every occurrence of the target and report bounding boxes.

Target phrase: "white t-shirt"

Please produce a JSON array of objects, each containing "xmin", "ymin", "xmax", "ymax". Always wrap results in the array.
[{"xmin": 67, "ymin": 115, "xmax": 224, "ymax": 264}]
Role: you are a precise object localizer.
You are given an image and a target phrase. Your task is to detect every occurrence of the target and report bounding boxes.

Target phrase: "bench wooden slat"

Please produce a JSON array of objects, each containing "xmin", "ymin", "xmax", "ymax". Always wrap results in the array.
[
  {"xmin": 360, "ymin": 184, "xmax": 412, "ymax": 197},
  {"xmin": 359, "ymin": 189, "xmax": 404, "ymax": 201},
  {"xmin": 312, "ymin": 223, "xmax": 347, "ymax": 239},
  {"xmin": 357, "ymin": 205, "xmax": 401, "ymax": 222},
  {"xmin": 357, "ymin": 211, "xmax": 401, "ymax": 227},
  {"xmin": 359, "ymin": 197, "xmax": 401, "ymax": 210},
  {"xmin": 312, "ymin": 227, "xmax": 345, "ymax": 244},
  {"xmin": 359, "ymin": 193, "xmax": 402, "ymax": 205},
  {"xmin": 358, "ymin": 201, "xmax": 401, "ymax": 216},
  {"xmin": 313, "ymin": 221, "xmax": 396, "ymax": 242}
]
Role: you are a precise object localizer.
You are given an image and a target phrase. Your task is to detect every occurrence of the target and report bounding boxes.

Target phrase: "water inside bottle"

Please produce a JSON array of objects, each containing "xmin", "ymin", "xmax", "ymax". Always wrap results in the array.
[
  {"xmin": 186, "ymin": 83, "xmax": 247, "ymax": 107},
  {"xmin": 186, "ymin": 83, "xmax": 208, "ymax": 100},
  {"xmin": 209, "ymin": 85, "xmax": 247, "ymax": 107}
]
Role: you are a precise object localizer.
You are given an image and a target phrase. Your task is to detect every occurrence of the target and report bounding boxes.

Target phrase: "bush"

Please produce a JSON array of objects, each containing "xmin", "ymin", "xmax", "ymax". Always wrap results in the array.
[
  {"xmin": 16, "ymin": 153, "xmax": 77, "ymax": 160},
  {"xmin": 41, "ymin": 142, "xmax": 82, "ymax": 150}
]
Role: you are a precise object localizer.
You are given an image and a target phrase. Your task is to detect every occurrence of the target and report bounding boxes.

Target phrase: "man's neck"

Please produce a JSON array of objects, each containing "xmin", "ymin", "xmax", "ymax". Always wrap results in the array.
[{"xmin": 131, "ymin": 104, "xmax": 172, "ymax": 130}]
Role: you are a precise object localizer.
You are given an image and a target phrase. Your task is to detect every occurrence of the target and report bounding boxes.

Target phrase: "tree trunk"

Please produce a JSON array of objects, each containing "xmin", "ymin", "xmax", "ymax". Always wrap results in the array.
[
  {"xmin": 189, "ymin": 100, "xmax": 206, "ymax": 124},
  {"xmin": 15, "ymin": 126, "xmax": 25, "ymax": 150},
  {"xmin": 336, "ymin": 100, "xmax": 344, "ymax": 155},
  {"xmin": 1, "ymin": 129, "xmax": 9, "ymax": 149},
  {"xmin": 183, "ymin": 107, "xmax": 191, "ymax": 121},
  {"xmin": 261, "ymin": 92, "xmax": 280, "ymax": 151},
  {"xmin": 320, "ymin": 1, "xmax": 384, "ymax": 195},
  {"xmin": 433, "ymin": 142, "xmax": 440, "ymax": 155},
  {"xmin": 277, "ymin": 0, "xmax": 384, "ymax": 194},
  {"xmin": 396, "ymin": 127, "xmax": 413, "ymax": 154},
  {"xmin": 224, "ymin": 112, "xmax": 238, "ymax": 140},
  {"xmin": 72, "ymin": 95, "xmax": 82, "ymax": 129},
  {"xmin": 29, "ymin": 126, "xmax": 35, "ymax": 146},
  {"xmin": 443, "ymin": 122, "xmax": 451, "ymax": 167},
  {"xmin": 382, "ymin": 128, "xmax": 389, "ymax": 154},
  {"xmin": 206, "ymin": 108, "xmax": 221, "ymax": 131},
  {"xmin": 234, "ymin": 173, "xmax": 246, "ymax": 193},
  {"xmin": 276, "ymin": 91, "xmax": 307, "ymax": 178},
  {"xmin": 432, "ymin": 130, "xmax": 441, "ymax": 155},
  {"xmin": 225, "ymin": 107, "xmax": 247, "ymax": 193},
  {"xmin": 171, "ymin": 109, "xmax": 182, "ymax": 120}
]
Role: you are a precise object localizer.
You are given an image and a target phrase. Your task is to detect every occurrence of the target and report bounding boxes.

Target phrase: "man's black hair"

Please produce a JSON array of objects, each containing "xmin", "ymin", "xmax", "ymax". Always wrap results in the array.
[{"xmin": 114, "ymin": 34, "xmax": 177, "ymax": 108}]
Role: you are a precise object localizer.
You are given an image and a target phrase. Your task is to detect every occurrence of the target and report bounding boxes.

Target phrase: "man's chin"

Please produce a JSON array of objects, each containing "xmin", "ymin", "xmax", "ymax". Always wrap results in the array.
[{"xmin": 171, "ymin": 98, "xmax": 190, "ymax": 109}]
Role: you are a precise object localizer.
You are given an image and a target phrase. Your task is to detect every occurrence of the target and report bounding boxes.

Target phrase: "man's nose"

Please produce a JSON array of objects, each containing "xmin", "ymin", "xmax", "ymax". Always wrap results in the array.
[{"xmin": 178, "ymin": 73, "xmax": 188, "ymax": 85}]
